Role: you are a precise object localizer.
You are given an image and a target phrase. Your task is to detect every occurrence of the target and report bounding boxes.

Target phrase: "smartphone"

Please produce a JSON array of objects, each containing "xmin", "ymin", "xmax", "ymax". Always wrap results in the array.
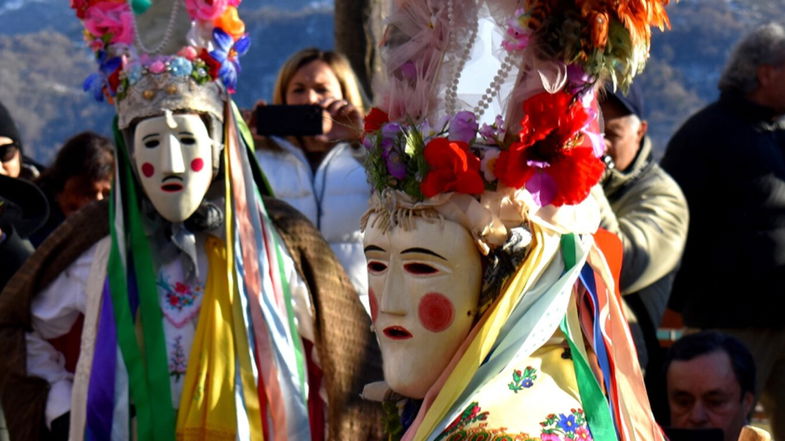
[
  {"xmin": 664, "ymin": 428, "xmax": 723, "ymax": 441},
  {"xmin": 254, "ymin": 104, "xmax": 323, "ymax": 136}
]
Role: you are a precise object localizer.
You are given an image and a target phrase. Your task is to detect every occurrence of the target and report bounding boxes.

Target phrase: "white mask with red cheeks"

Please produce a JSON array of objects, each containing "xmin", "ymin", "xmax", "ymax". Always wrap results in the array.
[
  {"xmin": 363, "ymin": 213, "xmax": 482, "ymax": 399},
  {"xmin": 133, "ymin": 111, "xmax": 214, "ymax": 223}
]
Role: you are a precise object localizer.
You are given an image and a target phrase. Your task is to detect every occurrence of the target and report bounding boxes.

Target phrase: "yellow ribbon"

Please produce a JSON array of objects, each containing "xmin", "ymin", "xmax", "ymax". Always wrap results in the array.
[
  {"xmin": 408, "ymin": 223, "xmax": 560, "ymax": 440},
  {"xmin": 175, "ymin": 236, "xmax": 237, "ymax": 441}
]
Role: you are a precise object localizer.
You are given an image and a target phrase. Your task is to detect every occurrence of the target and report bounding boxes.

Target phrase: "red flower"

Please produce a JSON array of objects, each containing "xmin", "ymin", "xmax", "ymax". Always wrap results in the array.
[
  {"xmin": 420, "ymin": 137, "xmax": 484, "ymax": 198},
  {"xmin": 174, "ymin": 282, "xmax": 189, "ymax": 294},
  {"xmin": 364, "ymin": 107, "xmax": 389, "ymax": 133},
  {"xmin": 494, "ymin": 90, "xmax": 604, "ymax": 206},
  {"xmin": 198, "ymin": 48, "xmax": 222, "ymax": 79}
]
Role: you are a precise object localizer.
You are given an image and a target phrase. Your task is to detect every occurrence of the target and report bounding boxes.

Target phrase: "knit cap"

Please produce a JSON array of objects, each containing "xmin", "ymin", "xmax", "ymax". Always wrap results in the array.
[{"xmin": 0, "ymin": 101, "xmax": 22, "ymax": 152}]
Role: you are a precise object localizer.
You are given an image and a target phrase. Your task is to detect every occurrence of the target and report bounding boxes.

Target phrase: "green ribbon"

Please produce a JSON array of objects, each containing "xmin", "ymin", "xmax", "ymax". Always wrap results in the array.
[
  {"xmin": 108, "ymin": 120, "xmax": 175, "ymax": 440},
  {"xmin": 559, "ymin": 233, "xmax": 617, "ymax": 441},
  {"xmin": 272, "ymin": 231, "xmax": 308, "ymax": 399}
]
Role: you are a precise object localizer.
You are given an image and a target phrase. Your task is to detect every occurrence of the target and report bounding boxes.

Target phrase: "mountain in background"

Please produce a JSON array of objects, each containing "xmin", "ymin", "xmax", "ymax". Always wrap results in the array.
[{"xmin": 1, "ymin": 0, "xmax": 783, "ymax": 163}]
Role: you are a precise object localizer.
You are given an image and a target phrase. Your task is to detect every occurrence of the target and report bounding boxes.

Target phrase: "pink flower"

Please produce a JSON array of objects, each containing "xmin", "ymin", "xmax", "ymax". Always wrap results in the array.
[
  {"xmin": 177, "ymin": 46, "xmax": 198, "ymax": 61},
  {"xmin": 575, "ymin": 427, "xmax": 592, "ymax": 441},
  {"xmin": 83, "ymin": 1, "xmax": 133, "ymax": 45},
  {"xmin": 185, "ymin": 0, "xmax": 229, "ymax": 21},
  {"xmin": 541, "ymin": 434, "xmax": 562, "ymax": 441},
  {"xmin": 149, "ymin": 60, "xmax": 166, "ymax": 73}
]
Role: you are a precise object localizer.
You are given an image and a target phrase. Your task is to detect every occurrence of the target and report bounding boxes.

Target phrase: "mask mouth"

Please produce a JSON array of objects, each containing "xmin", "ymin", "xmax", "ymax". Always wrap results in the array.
[
  {"xmin": 383, "ymin": 326, "xmax": 413, "ymax": 340},
  {"xmin": 161, "ymin": 176, "xmax": 184, "ymax": 193}
]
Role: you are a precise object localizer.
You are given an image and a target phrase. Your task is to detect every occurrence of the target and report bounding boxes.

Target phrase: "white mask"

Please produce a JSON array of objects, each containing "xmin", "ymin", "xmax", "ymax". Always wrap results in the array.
[
  {"xmin": 364, "ymin": 214, "xmax": 482, "ymax": 399},
  {"xmin": 133, "ymin": 112, "xmax": 214, "ymax": 223}
]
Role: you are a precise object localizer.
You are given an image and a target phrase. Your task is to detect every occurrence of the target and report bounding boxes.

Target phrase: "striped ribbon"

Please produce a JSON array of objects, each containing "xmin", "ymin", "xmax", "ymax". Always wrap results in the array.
[{"xmin": 103, "ymin": 119, "xmax": 176, "ymax": 441}]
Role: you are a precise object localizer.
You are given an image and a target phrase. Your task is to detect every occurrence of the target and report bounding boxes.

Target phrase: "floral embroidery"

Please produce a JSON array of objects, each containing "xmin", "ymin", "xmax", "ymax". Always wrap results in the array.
[
  {"xmin": 508, "ymin": 366, "xmax": 538, "ymax": 392},
  {"xmin": 436, "ymin": 402, "xmax": 489, "ymax": 441},
  {"xmin": 158, "ymin": 274, "xmax": 202, "ymax": 311},
  {"xmin": 169, "ymin": 335, "xmax": 187, "ymax": 381},
  {"xmin": 539, "ymin": 409, "xmax": 592, "ymax": 441}
]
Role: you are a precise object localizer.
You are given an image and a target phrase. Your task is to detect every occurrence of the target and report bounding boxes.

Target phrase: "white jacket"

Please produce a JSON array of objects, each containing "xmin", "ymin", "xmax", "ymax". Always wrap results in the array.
[{"xmin": 255, "ymin": 138, "xmax": 371, "ymax": 313}]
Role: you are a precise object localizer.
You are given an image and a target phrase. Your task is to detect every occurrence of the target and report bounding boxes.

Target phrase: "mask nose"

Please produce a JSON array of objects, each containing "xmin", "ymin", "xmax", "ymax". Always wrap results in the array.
[
  {"xmin": 159, "ymin": 134, "xmax": 185, "ymax": 174},
  {"xmin": 379, "ymin": 262, "xmax": 408, "ymax": 315}
]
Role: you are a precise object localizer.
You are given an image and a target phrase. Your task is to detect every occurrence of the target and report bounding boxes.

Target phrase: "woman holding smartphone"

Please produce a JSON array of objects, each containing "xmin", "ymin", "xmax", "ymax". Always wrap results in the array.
[{"xmin": 251, "ymin": 48, "xmax": 371, "ymax": 313}]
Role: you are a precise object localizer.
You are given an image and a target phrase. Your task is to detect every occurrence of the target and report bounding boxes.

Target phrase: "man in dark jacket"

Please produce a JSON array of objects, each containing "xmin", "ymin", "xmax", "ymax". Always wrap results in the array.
[{"xmin": 660, "ymin": 22, "xmax": 785, "ymax": 439}]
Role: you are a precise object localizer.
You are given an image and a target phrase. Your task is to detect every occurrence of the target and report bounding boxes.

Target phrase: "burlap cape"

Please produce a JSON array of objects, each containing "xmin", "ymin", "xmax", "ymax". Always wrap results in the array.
[{"xmin": 0, "ymin": 198, "xmax": 384, "ymax": 441}]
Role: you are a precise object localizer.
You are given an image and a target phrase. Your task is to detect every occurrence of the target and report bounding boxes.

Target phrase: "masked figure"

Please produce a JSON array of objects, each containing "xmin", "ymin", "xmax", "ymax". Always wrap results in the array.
[
  {"xmin": 0, "ymin": 1, "xmax": 383, "ymax": 440},
  {"xmin": 359, "ymin": 0, "xmax": 672, "ymax": 440}
]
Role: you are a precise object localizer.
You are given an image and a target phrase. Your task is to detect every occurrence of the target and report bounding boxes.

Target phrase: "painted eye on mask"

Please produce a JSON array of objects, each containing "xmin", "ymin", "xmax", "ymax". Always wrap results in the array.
[
  {"xmin": 180, "ymin": 136, "xmax": 197, "ymax": 145},
  {"xmin": 403, "ymin": 263, "xmax": 438, "ymax": 275},
  {"xmin": 368, "ymin": 261, "xmax": 387, "ymax": 273},
  {"xmin": 144, "ymin": 138, "xmax": 160, "ymax": 148}
]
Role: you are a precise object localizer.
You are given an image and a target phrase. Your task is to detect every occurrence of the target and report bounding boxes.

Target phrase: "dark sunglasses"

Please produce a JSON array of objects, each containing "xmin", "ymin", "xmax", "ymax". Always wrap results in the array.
[{"xmin": 0, "ymin": 143, "xmax": 19, "ymax": 162}]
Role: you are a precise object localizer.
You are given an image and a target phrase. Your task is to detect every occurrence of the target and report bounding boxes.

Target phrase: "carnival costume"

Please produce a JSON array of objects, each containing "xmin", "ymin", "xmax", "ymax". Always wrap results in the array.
[
  {"xmin": 360, "ymin": 0, "xmax": 671, "ymax": 440},
  {"xmin": 0, "ymin": 1, "xmax": 383, "ymax": 440}
]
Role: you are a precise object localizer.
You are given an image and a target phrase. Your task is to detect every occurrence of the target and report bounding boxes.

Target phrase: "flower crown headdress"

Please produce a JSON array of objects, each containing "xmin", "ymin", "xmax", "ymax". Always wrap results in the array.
[
  {"xmin": 363, "ymin": 0, "xmax": 670, "ymax": 251},
  {"xmin": 72, "ymin": 0, "xmax": 250, "ymax": 128}
]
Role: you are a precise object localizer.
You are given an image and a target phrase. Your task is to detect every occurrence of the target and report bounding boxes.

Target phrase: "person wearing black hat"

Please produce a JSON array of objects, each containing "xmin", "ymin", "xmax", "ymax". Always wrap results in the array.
[
  {"xmin": 0, "ymin": 101, "xmax": 41, "ymax": 180},
  {"xmin": 593, "ymin": 81, "xmax": 689, "ymax": 419}
]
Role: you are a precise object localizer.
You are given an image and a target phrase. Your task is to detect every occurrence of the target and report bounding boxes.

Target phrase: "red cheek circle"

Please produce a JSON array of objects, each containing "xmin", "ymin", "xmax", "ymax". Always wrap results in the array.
[
  {"xmin": 141, "ymin": 162, "xmax": 155, "ymax": 177},
  {"xmin": 369, "ymin": 289, "xmax": 378, "ymax": 323},
  {"xmin": 190, "ymin": 158, "xmax": 204, "ymax": 172},
  {"xmin": 418, "ymin": 292, "xmax": 454, "ymax": 333}
]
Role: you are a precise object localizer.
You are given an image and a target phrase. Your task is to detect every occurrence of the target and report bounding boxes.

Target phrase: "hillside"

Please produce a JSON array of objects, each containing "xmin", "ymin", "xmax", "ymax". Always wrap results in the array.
[{"xmin": 0, "ymin": 0, "xmax": 783, "ymax": 162}]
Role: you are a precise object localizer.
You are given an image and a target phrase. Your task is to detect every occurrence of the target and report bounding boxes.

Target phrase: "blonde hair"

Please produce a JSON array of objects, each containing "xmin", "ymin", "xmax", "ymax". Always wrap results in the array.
[{"xmin": 272, "ymin": 48, "xmax": 366, "ymax": 114}]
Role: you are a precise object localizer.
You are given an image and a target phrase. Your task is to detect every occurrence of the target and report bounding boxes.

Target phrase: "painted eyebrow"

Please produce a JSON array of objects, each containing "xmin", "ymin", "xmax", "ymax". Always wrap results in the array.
[
  {"xmin": 178, "ymin": 131, "xmax": 194, "ymax": 136},
  {"xmin": 364, "ymin": 245, "xmax": 386, "ymax": 253},
  {"xmin": 401, "ymin": 247, "xmax": 447, "ymax": 260},
  {"xmin": 142, "ymin": 134, "xmax": 158, "ymax": 141}
]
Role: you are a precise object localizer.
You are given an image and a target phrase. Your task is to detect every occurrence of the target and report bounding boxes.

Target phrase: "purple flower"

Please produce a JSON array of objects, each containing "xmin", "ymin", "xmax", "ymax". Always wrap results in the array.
[
  {"xmin": 209, "ymin": 28, "xmax": 250, "ymax": 93},
  {"xmin": 383, "ymin": 148, "xmax": 407, "ymax": 180},
  {"xmin": 448, "ymin": 111, "xmax": 478, "ymax": 144},
  {"xmin": 479, "ymin": 114, "xmax": 505, "ymax": 144}
]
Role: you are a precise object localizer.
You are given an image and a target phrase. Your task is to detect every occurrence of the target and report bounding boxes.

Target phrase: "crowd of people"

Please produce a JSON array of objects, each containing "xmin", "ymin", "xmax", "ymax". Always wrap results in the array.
[{"xmin": 0, "ymin": 1, "xmax": 783, "ymax": 440}]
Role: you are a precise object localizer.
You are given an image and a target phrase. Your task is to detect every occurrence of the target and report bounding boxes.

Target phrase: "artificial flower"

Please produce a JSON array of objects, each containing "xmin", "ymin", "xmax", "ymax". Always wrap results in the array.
[
  {"xmin": 420, "ymin": 137, "xmax": 483, "ymax": 198},
  {"xmin": 502, "ymin": 8, "xmax": 531, "ymax": 52},
  {"xmin": 149, "ymin": 59, "xmax": 166, "ymax": 74},
  {"xmin": 540, "ymin": 433, "xmax": 562, "ymax": 441},
  {"xmin": 169, "ymin": 57, "xmax": 193, "ymax": 77},
  {"xmin": 214, "ymin": 6, "xmax": 245, "ymax": 40},
  {"xmin": 208, "ymin": 28, "xmax": 250, "ymax": 93},
  {"xmin": 364, "ymin": 107, "xmax": 389, "ymax": 133},
  {"xmin": 83, "ymin": 50, "xmax": 122, "ymax": 101},
  {"xmin": 480, "ymin": 148, "xmax": 500, "ymax": 182},
  {"xmin": 378, "ymin": 123, "xmax": 407, "ymax": 179},
  {"xmin": 479, "ymin": 114, "xmax": 505, "ymax": 145},
  {"xmin": 448, "ymin": 111, "xmax": 479, "ymax": 144},
  {"xmin": 185, "ymin": 0, "xmax": 229, "ymax": 21},
  {"xmin": 83, "ymin": 1, "xmax": 134, "ymax": 45},
  {"xmin": 177, "ymin": 46, "xmax": 199, "ymax": 61},
  {"xmin": 197, "ymin": 48, "xmax": 221, "ymax": 80},
  {"xmin": 71, "ymin": 0, "xmax": 123, "ymax": 19},
  {"xmin": 494, "ymin": 90, "xmax": 604, "ymax": 206}
]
